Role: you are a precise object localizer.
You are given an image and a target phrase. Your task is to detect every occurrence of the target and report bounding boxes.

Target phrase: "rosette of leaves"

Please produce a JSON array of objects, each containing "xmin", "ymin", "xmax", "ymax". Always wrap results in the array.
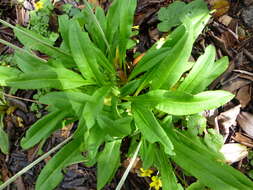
[{"xmin": 0, "ymin": 0, "xmax": 253, "ymax": 189}]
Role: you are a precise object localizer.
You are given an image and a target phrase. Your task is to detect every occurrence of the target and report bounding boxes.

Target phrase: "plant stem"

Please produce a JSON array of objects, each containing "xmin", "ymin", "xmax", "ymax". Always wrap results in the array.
[
  {"xmin": 0, "ymin": 135, "xmax": 73, "ymax": 190},
  {"xmin": 116, "ymin": 140, "xmax": 142, "ymax": 190}
]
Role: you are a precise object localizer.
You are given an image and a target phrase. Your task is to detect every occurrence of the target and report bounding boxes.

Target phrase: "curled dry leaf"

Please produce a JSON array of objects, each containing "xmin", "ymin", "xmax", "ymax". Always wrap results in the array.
[
  {"xmin": 236, "ymin": 85, "xmax": 251, "ymax": 108},
  {"xmin": 237, "ymin": 112, "xmax": 253, "ymax": 138},
  {"xmin": 216, "ymin": 105, "xmax": 241, "ymax": 139},
  {"xmin": 232, "ymin": 133, "xmax": 253, "ymax": 148},
  {"xmin": 220, "ymin": 143, "xmax": 248, "ymax": 164}
]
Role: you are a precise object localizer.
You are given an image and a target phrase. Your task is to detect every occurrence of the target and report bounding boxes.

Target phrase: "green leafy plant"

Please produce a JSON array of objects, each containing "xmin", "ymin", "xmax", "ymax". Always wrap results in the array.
[
  {"xmin": 0, "ymin": 0, "xmax": 253, "ymax": 189},
  {"xmin": 28, "ymin": 0, "xmax": 58, "ymax": 41}
]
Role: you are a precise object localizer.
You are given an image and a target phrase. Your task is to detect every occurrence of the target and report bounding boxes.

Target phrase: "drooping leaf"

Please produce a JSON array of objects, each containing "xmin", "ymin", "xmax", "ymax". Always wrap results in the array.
[
  {"xmin": 97, "ymin": 140, "xmax": 121, "ymax": 190},
  {"xmin": 36, "ymin": 137, "xmax": 85, "ymax": 190},
  {"xmin": 132, "ymin": 104, "xmax": 174, "ymax": 155},
  {"xmin": 132, "ymin": 90, "xmax": 234, "ymax": 115},
  {"xmin": 21, "ymin": 109, "xmax": 70, "ymax": 149},
  {"xmin": 5, "ymin": 68, "xmax": 92, "ymax": 90}
]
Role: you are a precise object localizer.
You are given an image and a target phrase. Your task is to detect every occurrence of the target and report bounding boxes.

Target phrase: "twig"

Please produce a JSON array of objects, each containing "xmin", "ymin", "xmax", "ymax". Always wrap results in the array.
[{"xmin": 2, "ymin": 93, "xmax": 47, "ymax": 105}]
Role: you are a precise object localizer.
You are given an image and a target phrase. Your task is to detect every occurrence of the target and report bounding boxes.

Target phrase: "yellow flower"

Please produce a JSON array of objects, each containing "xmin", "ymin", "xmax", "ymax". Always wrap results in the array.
[
  {"xmin": 35, "ymin": 1, "xmax": 44, "ymax": 10},
  {"xmin": 139, "ymin": 168, "xmax": 154, "ymax": 177},
  {"xmin": 149, "ymin": 176, "xmax": 162, "ymax": 190},
  {"xmin": 132, "ymin": 25, "xmax": 140, "ymax": 30}
]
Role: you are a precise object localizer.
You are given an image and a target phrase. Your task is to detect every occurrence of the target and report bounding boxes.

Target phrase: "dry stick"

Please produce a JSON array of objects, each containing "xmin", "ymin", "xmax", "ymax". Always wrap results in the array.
[
  {"xmin": 116, "ymin": 141, "xmax": 142, "ymax": 190},
  {"xmin": 0, "ymin": 135, "xmax": 73, "ymax": 190}
]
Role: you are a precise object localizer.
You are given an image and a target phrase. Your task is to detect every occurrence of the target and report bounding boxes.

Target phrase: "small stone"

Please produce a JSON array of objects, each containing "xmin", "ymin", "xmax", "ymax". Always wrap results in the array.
[{"xmin": 242, "ymin": 6, "xmax": 253, "ymax": 29}]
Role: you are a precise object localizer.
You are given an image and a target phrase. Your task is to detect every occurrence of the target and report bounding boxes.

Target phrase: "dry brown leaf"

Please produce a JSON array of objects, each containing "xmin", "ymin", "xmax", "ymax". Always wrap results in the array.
[
  {"xmin": 222, "ymin": 78, "xmax": 250, "ymax": 93},
  {"xmin": 209, "ymin": 0, "xmax": 230, "ymax": 18},
  {"xmin": 237, "ymin": 112, "xmax": 253, "ymax": 138},
  {"xmin": 216, "ymin": 105, "xmax": 241, "ymax": 140},
  {"xmin": 232, "ymin": 132, "xmax": 253, "ymax": 148},
  {"xmin": 220, "ymin": 143, "xmax": 248, "ymax": 164},
  {"xmin": 236, "ymin": 85, "xmax": 251, "ymax": 108}
]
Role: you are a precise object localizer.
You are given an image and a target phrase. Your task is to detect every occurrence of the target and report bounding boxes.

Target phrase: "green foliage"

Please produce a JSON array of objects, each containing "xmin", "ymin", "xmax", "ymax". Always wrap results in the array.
[
  {"xmin": 158, "ymin": 0, "xmax": 210, "ymax": 32},
  {"xmin": 0, "ymin": 0, "xmax": 252, "ymax": 189}
]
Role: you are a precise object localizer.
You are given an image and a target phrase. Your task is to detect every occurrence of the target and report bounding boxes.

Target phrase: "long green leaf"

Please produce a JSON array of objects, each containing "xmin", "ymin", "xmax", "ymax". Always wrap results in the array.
[
  {"xmin": 97, "ymin": 114, "xmax": 132, "ymax": 137},
  {"xmin": 132, "ymin": 90, "xmax": 234, "ymax": 115},
  {"xmin": 0, "ymin": 66, "xmax": 21, "ymax": 86},
  {"xmin": 21, "ymin": 110, "xmax": 70, "ymax": 149},
  {"xmin": 83, "ymin": 86, "xmax": 111, "ymax": 129},
  {"xmin": 83, "ymin": 0, "xmax": 110, "ymax": 53},
  {"xmin": 178, "ymin": 45, "xmax": 229, "ymax": 94},
  {"xmin": 97, "ymin": 140, "xmax": 121, "ymax": 190},
  {"xmin": 39, "ymin": 92, "xmax": 92, "ymax": 114},
  {"xmin": 155, "ymin": 149, "xmax": 180, "ymax": 190},
  {"xmin": 6, "ymin": 68, "xmax": 92, "ymax": 90},
  {"xmin": 0, "ymin": 116, "xmax": 9, "ymax": 155},
  {"xmin": 36, "ymin": 137, "xmax": 85, "ymax": 190},
  {"xmin": 132, "ymin": 105, "xmax": 174, "ymax": 155},
  {"xmin": 150, "ymin": 24, "xmax": 194, "ymax": 89},
  {"xmin": 69, "ymin": 20, "xmax": 105, "ymax": 85},
  {"xmin": 169, "ymin": 130, "xmax": 253, "ymax": 190},
  {"xmin": 0, "ymin": 20, "xmax": 74, "ymax": 65}
]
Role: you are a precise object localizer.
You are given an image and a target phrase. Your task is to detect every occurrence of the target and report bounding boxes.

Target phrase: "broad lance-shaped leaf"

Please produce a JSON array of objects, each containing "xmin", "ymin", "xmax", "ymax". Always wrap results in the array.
[
  {"xmin": 150, "ymin": 23, "xmax": 194, "ymax": 90},
  {"xmin": 21, "ymin": 109, "xmax": 70, "ymax": 149},
  {"xmin": 168, "ymin": 130, "xmax": 253, "ymax": 190},
  {"xmin": 117, "ymin": 0, "xmax": 137, "ymax": 65},
  {"xmin": 82, "ymin": 2, "xmax": 108, "ymax": 52},
  {"xmin": 129, "ymin": 23, "xmax": 186, "ymax": 80},
  {"xmin": 14, "ymin": 51, "xmax": 50, "ymax": 73},
  {"xmin": 132, "ymin": 105, "xmax": 174, "ymax": 155},
  {"xmin": 0, "ymin": 66, "xmax": 21, "ymax": 86},
  {"xmin": 97, "ymin": 114, "xmax": 132, "ymax": 137},
  {"xmin": 83, "ymin": 86, "xmax": 111, "ymax": 129},
  {"xmin": 97, "ymin": 140, "xmax": 121, "ymax": 190},
  {"xmin": 178, "ymin": 45, "xmax": 229, "ymax": 94},
  {"xmin": 5, "ymin": 68, "xmax": 93, "ymax": 90},
  {"xmin": 69, "ymin": 20, "xmax": 105, "ymax": 85},
  {"xmin": 39, "ymin": 92, "xmax": 92, "ymax": 115},
  {"xmin": 132, "ymin": 90, "xmax": 234, "ymax": 115},
  {"xmin": 36, "ymin": 137, "xmax": 85, "ymax": 190},
  {"xmin": 105, "ymin": 0, "xmax": 137, "ymax": 61}
]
